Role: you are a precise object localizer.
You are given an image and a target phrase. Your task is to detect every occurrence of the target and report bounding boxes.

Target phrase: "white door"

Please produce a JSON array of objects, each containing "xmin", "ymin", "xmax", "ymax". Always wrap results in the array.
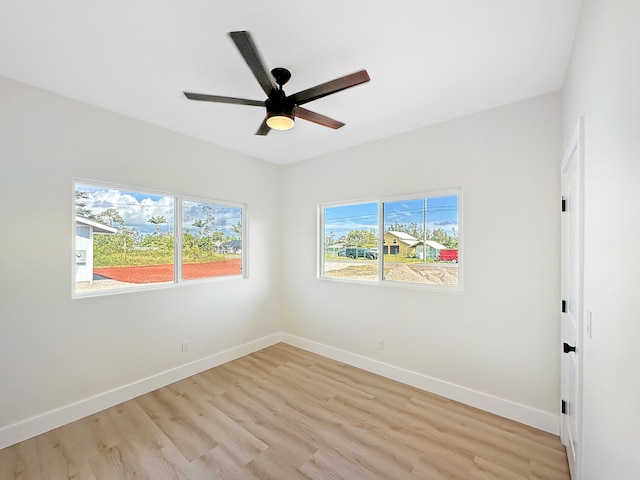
[{"xmin": 560, "ymin": 118, "xmax": 584, "ymax": 479}]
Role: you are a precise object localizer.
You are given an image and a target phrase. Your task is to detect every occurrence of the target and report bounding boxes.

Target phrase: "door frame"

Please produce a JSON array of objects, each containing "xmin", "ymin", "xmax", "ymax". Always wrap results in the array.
[{"xmin": 560, "ymin": 116, "xmax": 585, "ymax": 479}]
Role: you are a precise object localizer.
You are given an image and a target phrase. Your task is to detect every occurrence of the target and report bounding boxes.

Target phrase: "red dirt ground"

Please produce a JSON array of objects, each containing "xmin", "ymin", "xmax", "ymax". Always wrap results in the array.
[{"xmin": 94, "ymin": 259, "xmax": 242, "ymax": 283}]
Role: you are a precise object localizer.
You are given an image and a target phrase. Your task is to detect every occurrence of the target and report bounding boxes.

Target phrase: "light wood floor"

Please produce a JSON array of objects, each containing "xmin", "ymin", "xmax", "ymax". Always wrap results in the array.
[{"xmin": 0, "ymin": 343, "xmax": 570, "ymax": 479}]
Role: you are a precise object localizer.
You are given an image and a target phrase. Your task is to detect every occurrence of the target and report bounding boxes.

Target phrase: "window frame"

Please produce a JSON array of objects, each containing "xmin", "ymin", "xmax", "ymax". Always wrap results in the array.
[
  {"xmin": 73, "ymin": 179, "xmax": 247, "ymax": 298},
  {"xmin": 319, "ymin": 188, "xmax": 463, "ymax": 292},
  {"xmin": 180, "ymin": 194, "xmax": 246, "ymax": 283},
  {"xmin": 319, "ymin": 198, "xmax": 380, "ymax": 284}
]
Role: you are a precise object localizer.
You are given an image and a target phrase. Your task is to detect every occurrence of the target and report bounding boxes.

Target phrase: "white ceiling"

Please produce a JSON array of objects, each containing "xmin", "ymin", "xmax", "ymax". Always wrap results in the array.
[{"xmin": 0, "ymin": 1, "xmax": 582, "ymax": 165}]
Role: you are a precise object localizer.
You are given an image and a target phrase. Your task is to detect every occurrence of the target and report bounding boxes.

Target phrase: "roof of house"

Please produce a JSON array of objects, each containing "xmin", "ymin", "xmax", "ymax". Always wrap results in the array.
[
  {"xmin": 423, "ymin": 240, "xmax": 448, "ymax": 250},
  {"xmin": 75, "ymin": 216, "xmax": 118, "ymax": 234},
  {"xmin": 385, "ymin": 232, "xmax": 449, "ymax": 250},
  {"xmin": 222, "ymin": 240, "xmax": 242, "ymax": 248},
  {"xmin": 386, "ymin": 231, "xmax": 418, "ymax": 242}
]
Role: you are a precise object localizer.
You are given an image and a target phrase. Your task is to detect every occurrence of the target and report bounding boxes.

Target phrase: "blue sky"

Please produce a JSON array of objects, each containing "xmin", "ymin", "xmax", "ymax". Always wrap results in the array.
[
  {"xmin": 325, "ymin": 195, "xmax": 458, "ymax": 240},
  {"xmin": 324, "ymin": 202, "xmax": 379, "ymax": 237},
  {"xmin": 77, "ymin": 184, "xmax": 457, "ymax": 241},
  {"xmin": 182, "ymin": 201, "xmax": 241, "ymax": 237},
  {"xmin": 76, "ymin": 184, "xmax": 241, "ymax": 237}
]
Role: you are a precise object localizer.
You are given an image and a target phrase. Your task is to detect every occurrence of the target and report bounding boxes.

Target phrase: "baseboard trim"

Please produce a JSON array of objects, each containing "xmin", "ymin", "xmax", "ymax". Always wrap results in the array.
[
  {"xmin": 0, "ymin": 333, "xmax": 283, "ymax": 450},
  {"xmin": 1, "ymin": 331, "xmax": 559, "ymax": 450},
  {"xmin": 282, "ymin": 333, "xmax": 560, "ymax": 435}
]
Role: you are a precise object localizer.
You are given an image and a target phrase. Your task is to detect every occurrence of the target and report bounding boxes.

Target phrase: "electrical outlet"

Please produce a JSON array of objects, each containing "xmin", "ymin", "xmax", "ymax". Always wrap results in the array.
[
  {"xmin": 181, "ymin": 340, "xmax": 190, "ymax": 352},
  {"xmin": 377, "ymin": 338, "xmax": 385, "ymax": 350}
]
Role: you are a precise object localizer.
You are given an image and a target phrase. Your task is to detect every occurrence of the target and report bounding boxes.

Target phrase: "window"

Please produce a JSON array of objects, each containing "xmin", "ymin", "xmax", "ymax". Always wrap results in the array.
[
  {"xmin": 182, "ymin": 200, "xmax": 243, "ymax": 280},
  {"xmin": 322, "ymin": 201, "xmax": 379, "ymax": 282},
  {"xmin": 74, "ymin": 181, "xmax": 244, "ymax": 296},
  {"xmin": 320, "ymin": 190, "xmax": 461, "ymax": 290},
  {"xmin": 382, "ymin": 194, "xmax": 459, "ymax": 287}
]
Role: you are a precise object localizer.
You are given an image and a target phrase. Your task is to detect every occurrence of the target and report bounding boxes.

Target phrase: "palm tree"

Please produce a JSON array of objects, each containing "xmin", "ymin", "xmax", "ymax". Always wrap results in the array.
[
  {"xmin": 231, "ymin": 221, "xmax": 242, "ymax": 238},
  {"xmin": 192, "ymin": 219, "xmax": 206, "ymax": 236},
  {"xmin": 148, "ymin": 215, "xmax": 166, "ymax": 234}
]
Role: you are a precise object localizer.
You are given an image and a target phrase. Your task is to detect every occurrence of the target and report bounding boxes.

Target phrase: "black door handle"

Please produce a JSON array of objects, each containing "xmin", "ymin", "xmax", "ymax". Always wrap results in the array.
[{"xmin": 563, "ymin": 342, "xmax": 576, "ymax": 354}]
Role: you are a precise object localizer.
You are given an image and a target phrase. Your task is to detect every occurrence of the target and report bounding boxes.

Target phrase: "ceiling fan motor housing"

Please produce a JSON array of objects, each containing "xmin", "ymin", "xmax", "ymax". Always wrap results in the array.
[
  {"xmin": 266, "ymin": 91, "xmax": 295, "ymax": 117},
  {"xmin": 265, "ymin": 92, "xmax": 295, "ymax": 130}
]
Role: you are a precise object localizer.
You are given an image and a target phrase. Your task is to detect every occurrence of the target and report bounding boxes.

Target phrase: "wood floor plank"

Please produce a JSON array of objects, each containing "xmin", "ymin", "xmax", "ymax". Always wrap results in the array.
[
  {"xmin": 0, "ymin": 436, "xmax": 42, "ymax": 480},
  {"xmin": 0, "ymin": 343, "xmax": 570, "ymax": 479},
  {"xmin": 410, "ymin": 439, "xmax": 476, "ymax": 480},
  {"xmin": 166, "ymin": 380, "xmax": 269, "ymax": 464},
  {"xmin": 87, "ymin": 440, "xmax": 151, "ymax": 480},
  {"xmin": 34, "ymin": 427, "xmax": 95, "ymax": 480},
  {"xmin": 300, "ymin": 445, "xmax": 390, "ymax": 480},
  {"xmin": 106, "ymin": 400, "xmax": 193, "ymax": 480},
  {"xmin": 246, "ymin": 446, "xmax": 313, "ymax": 479},
  {"xmin": 135, "ymin": 387, "xmax": 218, "ymax": 462}
]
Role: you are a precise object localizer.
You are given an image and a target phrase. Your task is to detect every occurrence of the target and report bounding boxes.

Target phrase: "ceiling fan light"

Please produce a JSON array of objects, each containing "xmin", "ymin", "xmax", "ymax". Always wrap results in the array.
[{"xmin": 266, "ymin": 112, "xmax": 295, "ymax": 131}]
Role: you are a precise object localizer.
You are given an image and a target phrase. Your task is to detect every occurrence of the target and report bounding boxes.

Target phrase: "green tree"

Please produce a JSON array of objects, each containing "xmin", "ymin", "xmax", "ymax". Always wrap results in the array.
[
  {"xmin": 192, "ymin": 219, "xmax": 206, "ymax": 236},
  {"xmin": 201, "ymin": 204, "xmax": 215, "ymax": 236},
  {"xmin": 346, "ymin": 229, "xmax": 378, "ymax": 248},
  {"xmin": 211, "ymin": 229, "xmax": 225, "ymax": 246},
  {"xmin": 93, "ymin": 230, "xmax": 139, "ymax": 263},
  {"xmin": 148, "ymin": 215, "xmax": 166, "ymax": 234},
  {"xmin": 231, "ymin": 221, "xmax": 242, "ymax": 238},
  {"xmin": 431, "ymin": 228, "xmax": 451, "ymax": 246},
  {"xmin": 75, "ymin": 191, "xmax": 96, "ymax": 220},
  {"xmin": 325, "ymin": 231, "xmax": 336, "ymax": 246},
  {"xmin": 95, "ymin": 208, "xmax": 124, "ymax": 228},
  {"xmin": 386, "ymin": 221, "xmax": 404, "ymax": 233},
  {"xmin": 183, "ymin": 231, "xmax": 197, "ymax": 250},
  {"xmin": 445, "ymin": 228, "xmax": 459, "ymax": 249}
]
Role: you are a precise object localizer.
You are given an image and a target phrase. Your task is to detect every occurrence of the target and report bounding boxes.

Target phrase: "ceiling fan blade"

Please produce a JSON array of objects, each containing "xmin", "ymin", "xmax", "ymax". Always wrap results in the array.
[
  {"xmin": 292, "ymin": 70, "xmax": 370, "ymax": 106},
  {"xmin": 256, "ymin": 117, "xmax": 271, "ymax": 136},
  {"xmin": 295, "ymin": 106, "xmax": 345, "ymax": 129},
  {"xmin": 229, "ymin": 31, "xmax": 277, "ymax": 97},
  {"xmin": 183, "ymin": 92, "xmax": 264, "ymax": 106}
]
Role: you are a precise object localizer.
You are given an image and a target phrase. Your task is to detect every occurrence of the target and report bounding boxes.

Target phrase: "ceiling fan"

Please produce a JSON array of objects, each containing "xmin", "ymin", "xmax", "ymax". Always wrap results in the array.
[{"xmin": 183, "ymin": 31, "xmax": 370, "ymax": 135}]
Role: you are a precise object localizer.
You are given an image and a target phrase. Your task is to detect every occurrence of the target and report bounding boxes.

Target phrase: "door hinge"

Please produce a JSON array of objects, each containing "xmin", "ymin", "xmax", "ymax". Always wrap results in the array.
[
  {"xmin": 561, "ymin": 196, "xmax": 567, "ymax": 212},
  {"xmin": 563, "ymin": 342, "xmax": 577, "ymax": 354},
  {"xmin": 562, "ymin": 299, "xmax": 567, "ymax": 313},
  {"xmin": 562, "ymin": 399, "xmax": 568, "ymax": 415}
]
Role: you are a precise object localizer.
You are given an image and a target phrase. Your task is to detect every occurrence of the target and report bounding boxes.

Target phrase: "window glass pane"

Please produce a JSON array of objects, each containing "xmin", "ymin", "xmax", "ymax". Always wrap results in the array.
[
  {"xmin": 383, "ymin": 194, "xmax": 459, "ymax": 286},
  {"xmin": 182, "ymin": 200, "xmax": 242, "ymax": 280},
  {"xmin": 323, "ymin": 202, "xmax": 379, "ymax": 281},
  {"xmin": 75, "ymin": 183, "xmax": 175, "ymax": 294}
]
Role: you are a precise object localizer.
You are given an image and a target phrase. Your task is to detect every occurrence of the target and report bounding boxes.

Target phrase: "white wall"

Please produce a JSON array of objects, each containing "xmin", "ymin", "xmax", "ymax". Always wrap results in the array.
[
  {"xmin": 0, "ymin": 74, "xmax": 566, "ymax": 449},
  {"xmin": 563, "ymin": 1, "xmax": 640, "ymax": 478},
  {"xmin": 282, "ymin": 93, "xmax": 562, "ymax": 426},
  {"xmin": 0, "ymin": 76, "xmax": 283, "ymax": 446}
]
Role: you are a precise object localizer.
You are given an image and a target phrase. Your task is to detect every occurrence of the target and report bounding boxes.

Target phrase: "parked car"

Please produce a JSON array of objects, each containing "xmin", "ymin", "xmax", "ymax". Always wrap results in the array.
[
  {"xmin": 345, "ymin": 247, "xmax": 378, "ymax": 260},
  {"xmin": 337, "ymin": 249, "xmax": 346, "ymax": 257}
]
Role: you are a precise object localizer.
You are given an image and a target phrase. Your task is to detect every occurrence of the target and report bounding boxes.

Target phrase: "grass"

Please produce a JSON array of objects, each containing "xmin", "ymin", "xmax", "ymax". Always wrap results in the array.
[
  {"xmin": 382, "ymin": 254, "xmax": 436, "ymax": 264},
  {"xmin": 95, "ymin": 247, "xmax": 233, "ymax": 268},
  {"xmin": 324, "ymin": 254, "xmax": 436, "ymax": 264}
]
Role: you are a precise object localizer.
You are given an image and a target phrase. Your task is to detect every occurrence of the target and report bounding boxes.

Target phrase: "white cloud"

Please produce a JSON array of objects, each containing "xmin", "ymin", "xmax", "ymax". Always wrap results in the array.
[{"xmin": 82, "ymin": 188, "xmax": 174, "ymax": 229}]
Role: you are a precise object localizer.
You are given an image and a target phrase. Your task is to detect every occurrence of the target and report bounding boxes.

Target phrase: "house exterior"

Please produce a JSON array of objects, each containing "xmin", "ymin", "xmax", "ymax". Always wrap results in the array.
[
  {"xmin": 384, "ymin": 231, "xmax": 449, "ymax": 259},
  {"xmin": 415, "ymin": 240, "xmax": 449, "ymax": 260},
  {"xmin": 383, "ymin": 231, "xmax": 420, "ymax": 257},
  {"xmin": 75, "ymin": 217, "xmax": 117, "ymax": 282},
  {"xmin": 220, "ymin": 239, "xmax": 242, "ymax": 254}
]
